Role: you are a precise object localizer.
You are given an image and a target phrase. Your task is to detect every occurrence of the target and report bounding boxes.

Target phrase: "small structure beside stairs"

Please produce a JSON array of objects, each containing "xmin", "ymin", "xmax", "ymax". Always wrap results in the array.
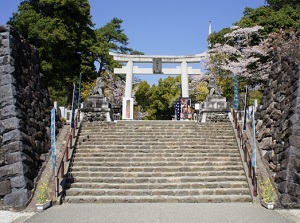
[{"xmin": 81, "ymin": 78, "xmax": 112, "ymax": 122}]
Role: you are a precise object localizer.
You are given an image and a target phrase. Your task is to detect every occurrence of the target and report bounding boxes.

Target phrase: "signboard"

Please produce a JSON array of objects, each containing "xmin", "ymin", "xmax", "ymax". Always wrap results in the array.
[
  {"xmin": 50, "ymin": 108, "xmax": 56, "ymax": 169},
  {"xmin": 180, "ymin": 97, "xmax": 192, "ymax": 120},
  {"xmin": 153, "ymin": 58, "xmax": 162, "ymax": 74},
  {"xmin": 122, "ymin": 98, "xmax": 134, "ymax": 120}
]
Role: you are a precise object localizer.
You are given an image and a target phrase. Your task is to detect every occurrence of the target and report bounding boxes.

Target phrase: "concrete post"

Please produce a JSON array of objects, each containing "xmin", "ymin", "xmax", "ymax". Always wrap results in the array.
[
  {"xmin": 181, "ymin": 61, "xmax": 189, "ymax": 98},
  {"xmin": 125, "ymin": 60, "xmax": 133, "ymax": 98}
]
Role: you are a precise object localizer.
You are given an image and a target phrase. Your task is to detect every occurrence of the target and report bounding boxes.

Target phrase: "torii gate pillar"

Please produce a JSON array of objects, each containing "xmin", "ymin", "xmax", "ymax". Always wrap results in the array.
[
  {"xmin": 181, "ymin": 61, "xmax": 189, "ymax": 98},
  {"xmin": 125, "ymin": 60, "xmax": 133, "ymax": 98}
]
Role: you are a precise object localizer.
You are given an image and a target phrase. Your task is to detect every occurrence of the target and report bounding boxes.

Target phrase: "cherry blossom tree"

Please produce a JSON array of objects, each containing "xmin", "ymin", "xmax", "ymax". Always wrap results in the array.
[{"xmin": 208, "ymin": 25, "xmax": 271, "ymax": 83}]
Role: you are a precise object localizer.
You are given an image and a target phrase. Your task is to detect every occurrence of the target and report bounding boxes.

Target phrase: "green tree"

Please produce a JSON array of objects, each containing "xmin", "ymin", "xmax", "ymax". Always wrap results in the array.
[
  {"xmin": 193, "ymin": 83, "xmax": 209, "ymax": 102},
  {"xmin": 266, "ymin": 0, "xmax": 300, "ymax": 10},
  {"xmin": 135, "ymin": 81, "xmax": 151, "ymax": 112},
  {"xmin": 146, "ymin": 76, "xmax": 181, "ymax": 120},
  {"xmin": 9, "ymin": 0, "xmax": 96, "ymax": 105},
  {"xmin": 94, "ymin": 17, "xmax": 143, "ymax": 76},
  {"xmin": 237, "ymin": 6, "xmax": 300, "ymax": 34}
]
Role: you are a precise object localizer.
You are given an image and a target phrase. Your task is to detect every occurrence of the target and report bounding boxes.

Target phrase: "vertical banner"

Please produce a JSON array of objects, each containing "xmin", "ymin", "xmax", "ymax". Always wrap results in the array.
[
  {"xmin": 50, "ymin": 108, "xmax": 56, "ymax": 169},
  {"xmin": 180, "ymin": 97, "xmax": 192, "ymax": 120},
  {"xmin": 78, "ymin": 74, "xmax": 82, "ymax": 109},
  {"xmin": 70, "ymin": 83, "xmax": 77, "ymax": 128},
  {"xmin": 175, "ymin": 101, "xmax": 181, "ymax": 120},
  {"xmin": 243, "ymin": 86, "xmax": 248, "ymax": 131},
  {"xmin": 233, "ymin": 74, "xmax": 239, "ymax": 109},
  {"xmin": 251, "ymin": 100, "xmax": 257, "ymax": 168}
]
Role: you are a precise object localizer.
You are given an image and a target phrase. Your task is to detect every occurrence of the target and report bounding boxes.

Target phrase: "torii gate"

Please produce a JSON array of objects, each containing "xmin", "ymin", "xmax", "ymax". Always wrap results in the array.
[{"xmin": 109, "ymin": 52, "xmax": 206, "ymax": 120}]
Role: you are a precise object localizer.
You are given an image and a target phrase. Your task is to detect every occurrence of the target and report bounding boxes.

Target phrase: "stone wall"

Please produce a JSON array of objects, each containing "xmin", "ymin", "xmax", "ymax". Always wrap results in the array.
[
  {"xmin": 0, "ymin": 25, "xmax": 52, "ymax": 208},
  {"xmin": 255, "ymin": 31, "xmax": 300, "ymax": 208}
]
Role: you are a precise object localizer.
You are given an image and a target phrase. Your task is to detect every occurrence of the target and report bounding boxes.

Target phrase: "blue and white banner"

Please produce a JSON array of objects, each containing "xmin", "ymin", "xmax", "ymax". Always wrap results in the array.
[
  {"xmin": 50, "ymin": 108, "xmax": 56, "ymax": 169},
  {"xmin": 251, "ymin": 100, "xmax": 257, "ymax": 168},
  {"xmin": 78, "ymin": 74, "xmax": 82, "ymax": 109},
  {"xmin": 233, "ymin": 75, "xmax": 239, "ymax": 109},
  {"xmin": 71, "ymin": 83, "xmax": 77, "ymax": 128}
]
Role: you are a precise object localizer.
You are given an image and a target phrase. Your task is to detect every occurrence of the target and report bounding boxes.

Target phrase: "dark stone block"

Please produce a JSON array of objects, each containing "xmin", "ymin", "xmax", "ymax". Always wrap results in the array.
[
  {"xmin": 0, "ymin": 162, "xmax": 23, "ymax": 181},
  {"xmin": 289, "ymin": 135, "xmax": 300, "ymax": 147},
  {"xmin": 0, "ymin": 84, "xmax": 16, "ymax": 100},
  {"xmin": 0, "ymin": 74, "xmax": 16, "ymax": 86},
  {"xmin": 275, "ymin": 170, "xmax": 287, "ymax": 183},
  {"xmin": 277, "ymin": 181, "xmax": 287, "ymax": 193},
  {"xmin": 0, "ymin": 180, "xmax": 11, "ymax": 196},
  {"xmin": 2, "ymin": 129, "xmax": 24, "ymax": 144},
  {"xmin": 10, "ymin": 175, "xmax": 28, "ymax": 189},
  {"xmin": 0, "ymin": 141, "xmax": 23, "ymax": 154},
  {"xmin": 3, "ymin": 188, "xmax": 30, "ymax": 206},
  {"xmin": 293, "ymin": 173, "xmax": 300, "ymax": 184},
  {"xmin": 5, "ymin": 151, "xmax": 34, "ymax": 165},
  {"xmin": 281, "ymin": 193, "xmax": 300, "ymax": 208},
  {"xmin": 0, "ymin": 105, "xmax": 18, "ymax": 120},
  {"xmin": 0, "ymin": 117, "xmax": 21, "ymax": 135}
]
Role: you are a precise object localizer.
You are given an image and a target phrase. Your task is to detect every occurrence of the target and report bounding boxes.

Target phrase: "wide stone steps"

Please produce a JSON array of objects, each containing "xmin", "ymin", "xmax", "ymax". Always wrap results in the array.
[
  {"xmin": 66, "ymin": 195, "xmax": 251, "ymax": 203},
  {"xmin": 69, "ymin": 170, "xmax": 246, "ymax": 178},
  {"xmin": 70, "ymin": 165, "xmax": 244, "ymax": 173},
  {"xmin": 74, "ymin": 149, "xmax": 239, "ymax": 154},
  {"xmin": 67, "ymin": 176, "xmax": 247, "ymax": 184},
  {"xmin": 65, "ymin": 121, "xmax": 251, "ymax": 203},
  {"xmin": 66, "ymin": 181, "xmax": 248, "ymax": 190},
  {"xmin": 71, "ymin": 161, "xmax": 242, "ymax": 167},
  {"xmin": 72, "ymin": 156, "xmax": 241, "ymax": 163},
  {"xmin": 74, "ymin": 152, "xmax": 240, "ymax": 158},
  {"xmin": 65, "ymin": 188, "xmax": 250, "ymax": 197}
]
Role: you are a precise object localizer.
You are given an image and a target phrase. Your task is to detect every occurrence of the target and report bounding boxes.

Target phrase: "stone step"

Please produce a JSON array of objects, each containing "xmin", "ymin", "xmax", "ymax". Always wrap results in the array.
[
  {"xmin": 80, "ymin": 129, "xmax": 234, "ymax": 134},
  {"xmin": 79, "ymin": 137, "xmax": 236, "ymax": 145},
  {"xmin": 67, "ymin": 176, "xmax": 247, "ymax": 184},
  {"xmin": 66, "ymin": 181, "xmax": 248, "ymax": 190},
  {"xmin": 69, "ymin": 170, "xmax": 246, "ymax": 178},
  {"xmin": 70, "ymin": 165, "xmax": 244, "ymax": 172},
  {"xmin": 81, "ymin": 122, "xmax": 232, "ymax": 127},
  {"xmin": 78, "ymin": 137, "xmax": 237, "ymax": 141},
  {"xmin": 65, "ymin": 194, "xmax": 251, "ymax": 203},
  {"xmin": 65, "ymin": 187, "xmax": 250, "ymax": 197},
  {"xmin": 74, "ymin": 152, "xmax": 240, "ymax": 158},
  {"xmin": 72, "ymin": 156, "xmax": 241, "ymax": 163},
  {"xmin": 79, "ymin": 129, "xmax": 234, "ymax": 134},
  {"xmin": 71, "ymin": 161, "xmax": 243, "ymax": 167},
  {"xmin": 77, "ymin": 141, "xmax": 238, "ymax": 146},
  {"xmin": 74, "ymin": 148, "xmax": 239, "ymax": 154}
]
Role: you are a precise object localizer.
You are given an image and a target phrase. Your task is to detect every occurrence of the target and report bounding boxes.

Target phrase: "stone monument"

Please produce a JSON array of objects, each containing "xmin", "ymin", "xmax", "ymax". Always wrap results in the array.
[
  {"xmin": 199, "ymin": 78, "xmax": 230, "ymax": 122},
  {"xmin": 81, "ymin": 78, "xmax": 112, "ymax": 122}
]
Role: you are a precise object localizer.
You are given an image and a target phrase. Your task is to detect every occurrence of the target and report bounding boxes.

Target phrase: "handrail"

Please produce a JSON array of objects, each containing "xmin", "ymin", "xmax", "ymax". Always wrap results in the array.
[
  {"xmin": 232, "ymin": 109, "xmax": 257, "ymax": 197},
  {"xmin": 55, "ymin": 110, "xmax": 81, "ymax": 203}
]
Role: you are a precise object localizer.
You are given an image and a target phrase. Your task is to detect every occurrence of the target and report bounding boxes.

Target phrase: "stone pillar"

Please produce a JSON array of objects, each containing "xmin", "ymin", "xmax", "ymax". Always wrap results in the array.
[
  {"xmin": 181, "ymin": 61, "xmax": 189, "ymax": 98},
  {"xmin": 125, "ymin": 60, "xmax": 133, "ymax": 98}
]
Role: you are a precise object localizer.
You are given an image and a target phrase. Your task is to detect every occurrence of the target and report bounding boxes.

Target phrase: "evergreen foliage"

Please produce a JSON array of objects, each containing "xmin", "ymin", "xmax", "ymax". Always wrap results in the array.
[{"xmin": 9, "ymin": 0, "xmax": 96, "ymax": 105}]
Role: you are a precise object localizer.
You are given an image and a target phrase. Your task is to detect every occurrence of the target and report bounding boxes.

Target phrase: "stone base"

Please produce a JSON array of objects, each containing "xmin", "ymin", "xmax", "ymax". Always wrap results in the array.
[{"xmin": 82, "ymin": 111, "xmax": 111, "ymax": 122}]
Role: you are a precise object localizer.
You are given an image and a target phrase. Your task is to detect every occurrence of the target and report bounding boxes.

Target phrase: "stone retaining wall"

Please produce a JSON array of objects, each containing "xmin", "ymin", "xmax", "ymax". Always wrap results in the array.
[
  {"xmin": 0, "ymin": 25, "xmax": 52, "ymax": 208},
  {"xmin": 255, "ymin": 31, "xmax": 300, "ymax": 208}
]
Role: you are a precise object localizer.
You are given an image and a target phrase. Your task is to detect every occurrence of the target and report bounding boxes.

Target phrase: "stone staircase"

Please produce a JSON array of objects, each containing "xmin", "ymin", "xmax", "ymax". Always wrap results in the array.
[{"xmin": 64, "ymin": 121, "xmax": 252, "ymax": 203}]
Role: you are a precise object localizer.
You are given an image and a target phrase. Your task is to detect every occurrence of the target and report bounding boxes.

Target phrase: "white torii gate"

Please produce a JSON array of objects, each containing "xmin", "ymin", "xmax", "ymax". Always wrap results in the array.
[{"xmin": 109, "ymin": 51, "xmax": 206, "ymax": 120}]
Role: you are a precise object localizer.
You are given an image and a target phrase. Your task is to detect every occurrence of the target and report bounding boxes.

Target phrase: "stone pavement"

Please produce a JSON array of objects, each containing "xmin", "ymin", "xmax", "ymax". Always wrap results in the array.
[{"xmin": 3, "ymin": 203, "xmax": 299, "ymax": 223}]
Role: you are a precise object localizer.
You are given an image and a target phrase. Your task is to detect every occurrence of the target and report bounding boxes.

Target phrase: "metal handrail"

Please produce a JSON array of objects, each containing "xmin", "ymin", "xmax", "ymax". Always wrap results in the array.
[
  {"xmin": 55, "ymin": 110, "xmax": 81, "ymax": 203},
  {"xmin": 232, "ymin": 109, "xmax": 257, "ymax": 197}
]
